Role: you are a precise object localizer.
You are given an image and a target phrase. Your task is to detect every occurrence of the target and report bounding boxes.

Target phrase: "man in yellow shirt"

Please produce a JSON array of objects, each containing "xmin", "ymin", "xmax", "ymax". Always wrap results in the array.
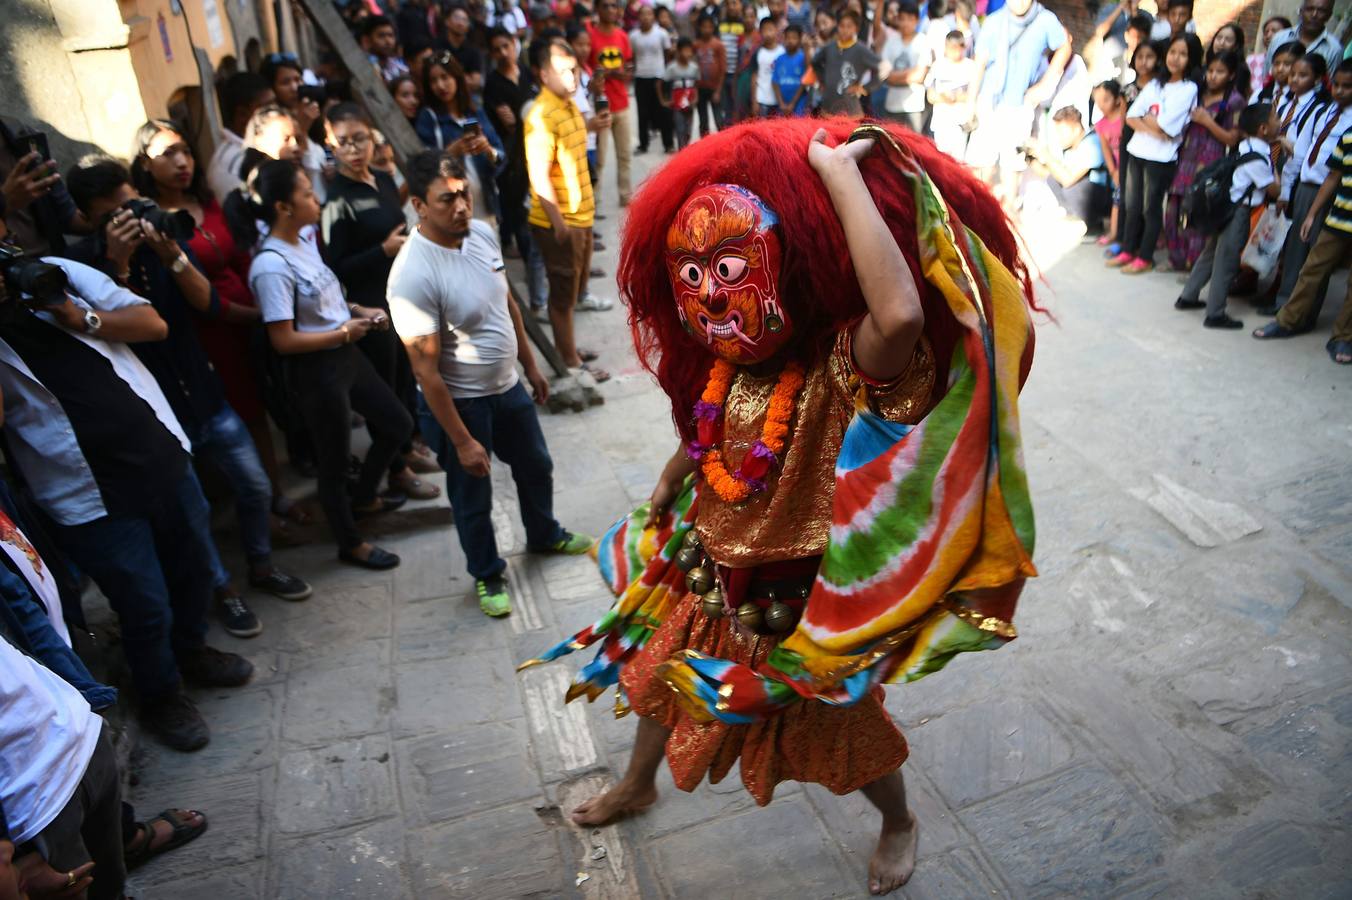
[{"xmin": 524, "ymin": 37, "xmax": 609, "ymax": 381}]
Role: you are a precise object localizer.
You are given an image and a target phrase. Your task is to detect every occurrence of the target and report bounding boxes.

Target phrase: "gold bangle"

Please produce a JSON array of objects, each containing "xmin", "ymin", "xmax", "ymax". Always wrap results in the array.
[{"xmin": 340, "ymin": 323, "xmax": 350, "ymax": 344}]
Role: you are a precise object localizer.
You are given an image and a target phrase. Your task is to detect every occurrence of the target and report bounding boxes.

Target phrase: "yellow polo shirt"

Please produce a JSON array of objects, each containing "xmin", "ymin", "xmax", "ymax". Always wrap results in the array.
[{"xmin": 524, "ymin": 89, "xmax": 595, "ymax": 229}]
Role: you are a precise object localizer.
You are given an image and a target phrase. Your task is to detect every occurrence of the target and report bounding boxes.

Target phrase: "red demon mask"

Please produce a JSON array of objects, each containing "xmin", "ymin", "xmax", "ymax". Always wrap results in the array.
[{"xmin": 665, "ymin": 184, "xmax": 789, "ymax": 365}]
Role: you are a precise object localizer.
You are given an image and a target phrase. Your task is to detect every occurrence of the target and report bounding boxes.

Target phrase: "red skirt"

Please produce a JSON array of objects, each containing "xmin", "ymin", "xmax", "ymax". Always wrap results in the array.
[{"xmin": 620, "ymin": 591, "xmax": 908, "ymax": 806}]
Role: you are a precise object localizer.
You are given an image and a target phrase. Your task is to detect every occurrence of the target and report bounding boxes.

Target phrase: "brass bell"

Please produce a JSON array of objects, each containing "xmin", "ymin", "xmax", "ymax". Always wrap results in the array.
[
  {"xmin": 685, "ymin": 565, "xmax": 715, "ymax": 596},
  {"xmin": 674, "ymin": 547, "xmax": 702, "ymax": 573},
  {"xmin": 701, "ymin": 584, "xmax": 725, "ymax": 618},
  {"xmin": 682, "ymin": 530, "xmax": 703, "ymax": 552},
  {"xmin": 736, "ymin": 602, "xmax": 765, "ymax": 631},
  {"xmin": 765, "ymin": 600, "xmax": 796, "ymax": 633}
]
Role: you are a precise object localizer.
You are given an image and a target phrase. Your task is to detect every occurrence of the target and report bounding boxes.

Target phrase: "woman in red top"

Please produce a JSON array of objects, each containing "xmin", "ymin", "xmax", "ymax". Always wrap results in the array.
[{"xmin": 130, "ymin": 120, "xmax": 305, "ymax": 528}]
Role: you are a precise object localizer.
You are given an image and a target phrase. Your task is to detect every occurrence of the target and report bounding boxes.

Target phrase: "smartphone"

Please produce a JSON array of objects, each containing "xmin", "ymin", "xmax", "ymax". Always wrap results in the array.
[
  {"xmin": 463, "ymin": 119, "xmax": 482, "ymax": 139},
  {"xmin": 595, "ymin": 93, "xmax": 610, "ymax": 113},
  {"xmin": 18, "ymin": 131, "xmax": 50, "ymax": 171}
]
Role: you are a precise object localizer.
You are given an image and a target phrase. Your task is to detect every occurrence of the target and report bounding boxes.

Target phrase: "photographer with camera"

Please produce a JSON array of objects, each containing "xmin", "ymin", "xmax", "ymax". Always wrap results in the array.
[
  {"xmin": 1020, "ymin": 106, "xmax": 1111, "ymax": 234},
  {"xmin": 64, "ymin": 156, "xmax": 312, "ymax": 641},
  {"xmin": 0, "ymin": 216, "xmax": 253, "ymax": 752}
]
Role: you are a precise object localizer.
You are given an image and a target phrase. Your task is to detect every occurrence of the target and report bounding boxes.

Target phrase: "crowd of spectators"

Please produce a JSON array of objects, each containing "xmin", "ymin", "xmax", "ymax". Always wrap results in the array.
[{"xmin": 2, "ymin": 0, "xmax": 1351, "ymax": 896}]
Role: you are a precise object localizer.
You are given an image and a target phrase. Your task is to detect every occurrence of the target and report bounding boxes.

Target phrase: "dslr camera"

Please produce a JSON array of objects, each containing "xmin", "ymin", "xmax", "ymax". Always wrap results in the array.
[
  {"xmin": 123, "ymin": 198, "xmax": 196, "ymax": 242},
  {"xmin": 0, "ymin": 244, "xmax": 69, "ymax": 306}
]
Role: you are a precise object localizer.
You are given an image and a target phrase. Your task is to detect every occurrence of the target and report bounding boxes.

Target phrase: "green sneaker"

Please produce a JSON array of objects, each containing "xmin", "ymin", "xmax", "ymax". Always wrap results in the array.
[
  {"xmin": 476, "ymin": 575, "xmax": 511, "ymax": 617},
  {"xmin": 548, "ymin": 531, "xmax": 595, "ymax": 555}
]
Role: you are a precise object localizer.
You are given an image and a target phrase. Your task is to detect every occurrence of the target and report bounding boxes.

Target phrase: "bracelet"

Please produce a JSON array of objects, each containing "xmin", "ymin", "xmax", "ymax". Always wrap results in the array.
[{"xmin": 340, "ymin": 322, "xmax": 351, "ymax": 344}]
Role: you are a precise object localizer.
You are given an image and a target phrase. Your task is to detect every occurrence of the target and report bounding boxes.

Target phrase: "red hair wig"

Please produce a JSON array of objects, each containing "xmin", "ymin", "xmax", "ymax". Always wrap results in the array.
[{"xmin": 618, "ymin": 117, "xmax": 1034, "ymax": 442}]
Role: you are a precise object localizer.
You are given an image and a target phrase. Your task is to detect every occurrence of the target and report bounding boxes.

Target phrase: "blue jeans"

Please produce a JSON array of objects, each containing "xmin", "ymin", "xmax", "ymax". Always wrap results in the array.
[
  {"xmin": 46, "ymin": 470, "xmax": 213, "ymax": 701},
  {"xmin": 187, "ymin": 405, "xmax": 273, "ymax": 585},
  {"xmin": 0, "ymin": 559, "xmax": 117, "ymax": 710},
  {"xmin": 417, "ymin": 381, "xmax": 565, "ymax": 580}
]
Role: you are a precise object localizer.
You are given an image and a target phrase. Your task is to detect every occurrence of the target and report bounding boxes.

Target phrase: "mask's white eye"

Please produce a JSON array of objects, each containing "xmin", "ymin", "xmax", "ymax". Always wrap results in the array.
[
  {"xmin": 679, "ymin": 261, "xmax": 703, "ymax": 287},
  {"xmin": 713, "ymin": 254, "xmax": 748, "ymax": 283}
]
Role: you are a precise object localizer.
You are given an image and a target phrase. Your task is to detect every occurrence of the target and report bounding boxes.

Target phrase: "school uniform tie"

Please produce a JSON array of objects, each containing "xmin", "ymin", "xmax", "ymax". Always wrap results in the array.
[{"xmin": 1306, "ymin": 109, "xmax": 1342, "ymax": 172}]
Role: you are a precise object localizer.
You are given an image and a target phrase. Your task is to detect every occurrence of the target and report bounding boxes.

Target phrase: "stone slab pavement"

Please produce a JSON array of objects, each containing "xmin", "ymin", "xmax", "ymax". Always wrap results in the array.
[{"xmin": 123, "ymin": 148, "xmax": 1352, "ymax": 899}]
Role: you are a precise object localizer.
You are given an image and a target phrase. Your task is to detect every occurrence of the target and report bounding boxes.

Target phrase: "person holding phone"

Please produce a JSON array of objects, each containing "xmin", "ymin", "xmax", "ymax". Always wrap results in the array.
[
  {"xmin": 0, "ymin": 118, "xmax": 86, "ymax": 255},
  {"xmin": 321, "ymin": 104, "xmax": 440, "ymax": 503},
  {"xmin": 415, "ymin": 52, "xmax": 507, "ymax": 225},
  {"xmin": 240, "ymin": 160, "xmax": 412, "ymax": 570}
]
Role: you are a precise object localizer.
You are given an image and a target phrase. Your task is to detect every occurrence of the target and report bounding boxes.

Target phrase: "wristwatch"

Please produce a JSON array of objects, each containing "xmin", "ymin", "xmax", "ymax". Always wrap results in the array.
[
  {"xmin": 83, "ymin": 310, "xmax": 102, "ymax": 334},
  {"xmin": 170, "ymin": 253, "xmax": 188, "ymax": 274}
]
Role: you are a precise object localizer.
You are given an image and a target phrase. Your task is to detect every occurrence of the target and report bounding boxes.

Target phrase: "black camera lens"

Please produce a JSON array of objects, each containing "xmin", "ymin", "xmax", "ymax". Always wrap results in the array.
[
  {"xmin": 125, "ymin": 198, "xmax": 196, "ymax": 242},
  {"xmin": 12, "ymin": 260, "xmax": 69, "ymax": 303}
]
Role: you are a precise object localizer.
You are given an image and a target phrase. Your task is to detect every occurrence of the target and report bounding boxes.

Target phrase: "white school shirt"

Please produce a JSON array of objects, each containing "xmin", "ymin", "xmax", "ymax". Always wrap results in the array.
[
  {"xmin": 1276, "ymin": 89, "xmax": 1319, "ymax": 138},
  {"xmin": 1281, "ymin": 102, "xmax": 1352, "ymax": 189},
  {"xmin": 0, "ymin": 638, "xmax": 102, "ymax": 844},
  {"xmin": 1124, "ymin": 79, "xmax": 1197, "ymax": 162},
  {"xmin": 1231, "ymin": 137, "xmax": 1275, "ymax": 206}
]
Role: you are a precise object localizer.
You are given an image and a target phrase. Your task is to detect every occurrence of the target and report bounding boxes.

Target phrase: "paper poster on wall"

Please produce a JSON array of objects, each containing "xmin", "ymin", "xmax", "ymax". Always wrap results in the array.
[{"xmin": 204, "ymin": 0, "xmax": 226, "ymax": 48}]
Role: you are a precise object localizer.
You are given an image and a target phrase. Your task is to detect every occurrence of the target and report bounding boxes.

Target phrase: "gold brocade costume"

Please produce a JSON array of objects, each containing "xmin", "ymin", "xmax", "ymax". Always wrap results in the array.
[
  {"xmin": 620, "ymin": 331, "xmax": 937, "ymax": 805},
  {"xmin": 697, "ymin": 331, "xmax": 935, "ymax": 566}
]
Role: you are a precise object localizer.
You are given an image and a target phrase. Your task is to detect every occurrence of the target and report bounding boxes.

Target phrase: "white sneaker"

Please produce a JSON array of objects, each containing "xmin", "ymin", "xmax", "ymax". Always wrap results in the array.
[{"xmin": 576, "ymin": 292, "xmax": 614, "ymax": 311}]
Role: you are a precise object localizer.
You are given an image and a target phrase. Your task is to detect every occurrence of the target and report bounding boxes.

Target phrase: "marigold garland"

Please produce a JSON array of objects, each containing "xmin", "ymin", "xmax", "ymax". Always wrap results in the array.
[{"xmin": 687, "ymin": 359, "xmax": 807, "ymax": 503}]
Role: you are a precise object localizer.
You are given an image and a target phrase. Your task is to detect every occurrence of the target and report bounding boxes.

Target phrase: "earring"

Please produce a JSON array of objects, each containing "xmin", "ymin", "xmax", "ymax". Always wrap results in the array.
[{"xmin": 765, "ymin": 313, "xmax": 783, "ymax": 333}]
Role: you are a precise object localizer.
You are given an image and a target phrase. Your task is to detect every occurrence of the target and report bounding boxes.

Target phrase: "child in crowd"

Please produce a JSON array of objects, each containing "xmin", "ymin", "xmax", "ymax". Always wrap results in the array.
[
  {"xmin": 1093, "ymin": 79, "xmax": 1127, "ymax": 248},
  {"xmin": 1164, "ymin": 48, "xmax": 1244, "ymax": 270},
  {"xmin": 1122, "ymin": 37, "xmax": 1157, "ymax": 106},
  {"xmin": 1273, "ymin": 51, "xmax": 1326, "ymax": 157},
  {"xmin": 1110, "ymin": 34, "xmax": 1200, "ymax": 275},
  {"xmin": 812, "ymin": 8, "xmax": 881, "ymax": 116},
  {"xmin": 662, "ymin": 38, "xmax": 701, "ymax": 148},
  {"xmin": 1208, "ymin": 24, "xmax": 1251, "ymax": 99},
  {"xmin": 1150, "ymin": 0, "xmax": 1194, "ymax": 42},
  {"xmin": 1253, "ymin": 41, "xmax": 1302, "ymax": 107},
  {"xmin": 880, "ymin": 1, "xmax": 930, "ymax": 132},
  {"xmin": 1269, "ymin": 59, "xmax": 1352, "ymax": 315},
  {"xmin": 718, "ymin": 0, "xmax": 747, "ymax": 123},
  {"xmin": 693, "ymin": 12, "xmax": 727, "ymax": 136},
  {"xmin": 1174, "ymin": 103, "xmax": 1277, "ymax": 330},
  {"xmin": 814, "ymin": 6, "xmax": 836, "ymax": 44},
  {"xmin": 926, "ymin": 30, "xmax": 976, "ymax": 160},
  {"xmin": 1249, "ymin": 16, "xmax": 1291, "ymax": 88},
  {"xmin": 751, "ymin": 17, "xmax": 785, "ymax": 116},
  {"xmin": 773, "ymin": 24, "xmax": 810, "ymax": 116}
]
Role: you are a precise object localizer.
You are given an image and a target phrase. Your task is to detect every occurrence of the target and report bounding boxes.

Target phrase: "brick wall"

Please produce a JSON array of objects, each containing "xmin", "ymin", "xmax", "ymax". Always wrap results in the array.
[{"xmin": 1042, "ymin": 0, "xmax": 1266, "ymax": 55}]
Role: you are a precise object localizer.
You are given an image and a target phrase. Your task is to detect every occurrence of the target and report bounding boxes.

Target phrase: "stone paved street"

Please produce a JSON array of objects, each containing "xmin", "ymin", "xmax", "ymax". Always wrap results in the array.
[{"xmin": 123, "ymin": 149, "xmax": 1352, "ymax": 899}]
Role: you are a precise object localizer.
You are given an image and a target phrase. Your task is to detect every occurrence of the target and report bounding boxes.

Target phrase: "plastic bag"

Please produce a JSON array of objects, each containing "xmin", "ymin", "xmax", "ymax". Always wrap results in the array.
[{"xmin": 1240, "ymin": 206, "xmax": 1291, "ymax": 289}]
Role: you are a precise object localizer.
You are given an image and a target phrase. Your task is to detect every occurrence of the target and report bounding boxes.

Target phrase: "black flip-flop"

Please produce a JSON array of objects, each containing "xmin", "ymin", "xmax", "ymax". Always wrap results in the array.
[
  {"xmin": 352, "ymin": 494, "xmax": 407, "ymax": 518},
  {"xmin": 581, "ymin": 361, "xmax": 611, "ymax": 383},
  {"xmin": 578, "ymin": 348, "xmax": 600, "ymax": 363},
  {"xmin": 1327, "ymin": 339, "xmax": 1352, "ymax": 365},
  {"xmin": 124, "ymin": 809, "xmax": 208, "ymax": 871}
]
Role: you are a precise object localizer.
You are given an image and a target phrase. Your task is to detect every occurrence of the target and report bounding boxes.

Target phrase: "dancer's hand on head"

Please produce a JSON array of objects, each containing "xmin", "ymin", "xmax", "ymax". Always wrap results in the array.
[{"xmin": 808, "ymin": 128, "xmax": 875, "ymax": 181}]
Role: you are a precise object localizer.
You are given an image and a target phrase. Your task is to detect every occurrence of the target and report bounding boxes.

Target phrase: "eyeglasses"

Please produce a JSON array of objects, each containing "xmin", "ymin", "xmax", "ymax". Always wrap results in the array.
[{"xmin": 332, "ymin": 133, "xmax": 371, "ymax": 151}]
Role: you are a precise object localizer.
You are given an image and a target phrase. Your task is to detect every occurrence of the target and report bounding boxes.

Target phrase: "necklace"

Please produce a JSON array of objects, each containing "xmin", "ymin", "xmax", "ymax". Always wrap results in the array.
[{"xmin": 688, "ymin": 358, "xmax": 806, "ymax": 503}]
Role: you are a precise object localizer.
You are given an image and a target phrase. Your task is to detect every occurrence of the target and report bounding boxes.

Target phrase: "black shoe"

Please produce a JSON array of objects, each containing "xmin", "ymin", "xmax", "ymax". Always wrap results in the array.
[
  {"xmin": 337, "ymin": 545, "xmax": 401, "ymax": 570},
  {"xmin": 142, "ymin": 692, "xmax": 210, "ymax": 752},
  {"xmin": 249, "ymin": 569, "xmax": 313, "ymax": 602},
  {"xmin": 635, "ymin": 145, "xmax": 648, "ymax": 155},
  {"xmin": 353, "ymin": 493, "xmax": 407, "ymax": 518},
  {"xmin": 1203, "ymin": 313, "xmax": 1244, "ymax": 330},
  {"xmin": 178, "ymin": 646, "xmax": 254, "ymax": 687},
  {"xmin": 1174, "ymin": 297, "xmax": 1205, "ymax": 310},
  {"xmin": 217, "ymin": 593, "xmax": 262, "ymax": 638}
]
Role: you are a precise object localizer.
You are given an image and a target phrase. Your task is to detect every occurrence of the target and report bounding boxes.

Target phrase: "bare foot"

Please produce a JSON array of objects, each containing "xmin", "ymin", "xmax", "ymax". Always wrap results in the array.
[
  {"xmin": 868, "ymin": 811, "xmax": 918, "ymax": 895},
  {"xmin": 570, "ymin": 781, "xmax": 658, "ymax": 826}
]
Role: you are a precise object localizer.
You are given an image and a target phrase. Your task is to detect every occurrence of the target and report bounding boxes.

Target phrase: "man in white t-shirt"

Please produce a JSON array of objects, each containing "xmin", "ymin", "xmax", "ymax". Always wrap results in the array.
[
  {"xmin": 630, "ymin": 6, "xmax": 675, "ymax": 152},
  {"xmin": 389, "ymin": 151, "xmax": 595, "ymax": 618},
  {"xmin": 0, "ymin": 636, "xmax": 119, "ymax": 898},
  {"xmin": 881, "ymin": 1, "xmax": 932, "ymax": 132}
]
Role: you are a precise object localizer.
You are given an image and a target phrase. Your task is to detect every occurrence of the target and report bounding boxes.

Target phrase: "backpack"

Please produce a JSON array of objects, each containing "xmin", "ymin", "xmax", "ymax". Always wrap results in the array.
[{"xmin": 1181, "ymin": 150, "xmax": 1265, "ymax": 235}]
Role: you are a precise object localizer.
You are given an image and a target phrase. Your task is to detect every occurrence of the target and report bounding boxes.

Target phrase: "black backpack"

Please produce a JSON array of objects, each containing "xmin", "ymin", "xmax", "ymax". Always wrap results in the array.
[{"xmin": 1181, "ymin": 150, "xmax": 1266, "ymax": 235}]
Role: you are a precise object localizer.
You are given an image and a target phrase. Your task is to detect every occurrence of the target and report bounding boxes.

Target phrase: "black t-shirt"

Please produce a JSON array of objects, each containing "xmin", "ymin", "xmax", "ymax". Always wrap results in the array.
[
  {"xmin": 439, "ymin": 39, "xmax": 484, "ymax": 76},
  {"xmin": 1, "ymin": 312, "xmax": 187, "ymax": 517},
  {"xmin": 68, "ymin": 240, "xmax": 226, "ymax": 433},
  {"xmin": 320, "ymin": 170, "xmax": 405, "ymax": 310},
  {"xmin": 483, "ymin": 68, "xmax": 536, "ymax": 138}
]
